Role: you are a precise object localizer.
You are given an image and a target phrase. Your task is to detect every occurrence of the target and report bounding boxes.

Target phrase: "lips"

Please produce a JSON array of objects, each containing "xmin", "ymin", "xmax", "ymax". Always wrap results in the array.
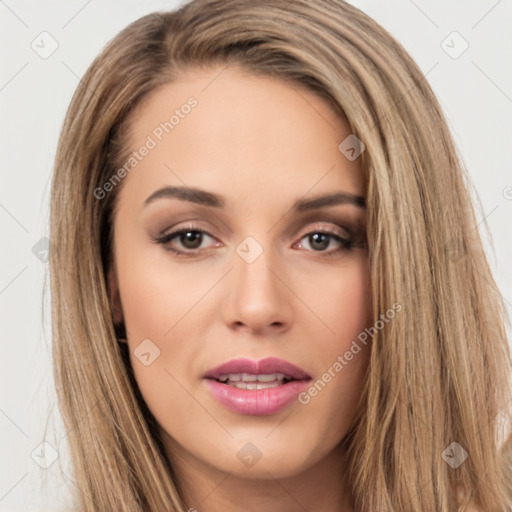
[
  {"xmin": 203, "ymin": 357, "xmax": 312, "ymax": 382},
  {"xmin": 203, "ymin": 357, "xmax": 312, "ymax": 416}
]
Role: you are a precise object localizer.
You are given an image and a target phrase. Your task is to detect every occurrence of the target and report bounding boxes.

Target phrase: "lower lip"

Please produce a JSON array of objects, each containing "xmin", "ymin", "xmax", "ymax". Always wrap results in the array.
[{"xmin": 204, "ymin": 379, "xmax": 310, "ymax": 416}]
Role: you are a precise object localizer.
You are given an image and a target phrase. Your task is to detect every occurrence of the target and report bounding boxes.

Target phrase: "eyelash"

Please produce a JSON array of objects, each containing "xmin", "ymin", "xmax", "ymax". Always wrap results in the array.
[{"xmin": 153, "ymin": 222, "xmax": 363, "ymax": 258}]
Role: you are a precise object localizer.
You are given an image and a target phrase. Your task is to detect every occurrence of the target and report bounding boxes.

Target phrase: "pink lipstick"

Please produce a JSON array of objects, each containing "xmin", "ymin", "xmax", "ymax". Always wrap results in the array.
[{"xmin": 203, "ymin": 357, "xmax": 312, "ymax": 416}]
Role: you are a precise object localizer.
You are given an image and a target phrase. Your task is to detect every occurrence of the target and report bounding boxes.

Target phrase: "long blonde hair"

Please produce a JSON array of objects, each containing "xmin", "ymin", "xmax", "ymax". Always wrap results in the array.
[{"xmin": 48, "ymin": 1, "xmax": 512, "ymax": 510}]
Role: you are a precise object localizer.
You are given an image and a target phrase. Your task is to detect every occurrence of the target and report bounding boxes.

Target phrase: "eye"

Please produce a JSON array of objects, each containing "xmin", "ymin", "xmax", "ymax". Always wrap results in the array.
[
  {"xmin": 153, "ymin": 224, "xmax": 220, "ymax": 256},
  {"xmin": 295, "ymin": 230, "xmax": 353, "ymax": 255},
  {"xmin": 152, "ymin": 222, "xmax": 364, "ymax": 258}
]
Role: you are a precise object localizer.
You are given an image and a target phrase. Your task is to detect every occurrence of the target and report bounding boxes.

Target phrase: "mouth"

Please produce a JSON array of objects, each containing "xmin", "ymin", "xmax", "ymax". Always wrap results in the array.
[
  {"xmin": 203, "ymin": 356, "xmax": 311, "ymax": 384},
  {"xmin": 203, "ymin": 357, "xmax": 312, "ymax": 415},
  {"xmin": 213, "ymin": 372, "xmax": 297, "ymax": 389}
]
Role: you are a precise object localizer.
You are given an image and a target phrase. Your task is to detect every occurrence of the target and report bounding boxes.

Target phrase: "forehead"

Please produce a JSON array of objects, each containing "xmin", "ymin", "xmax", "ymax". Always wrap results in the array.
[{"xmin": 116, "ymin": 65, "xmax": 364, "ymax": 213}]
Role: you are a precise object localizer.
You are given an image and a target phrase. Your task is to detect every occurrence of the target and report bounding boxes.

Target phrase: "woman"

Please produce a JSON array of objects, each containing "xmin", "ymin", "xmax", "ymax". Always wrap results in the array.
[{"xmin": 48, "ymin": 0, "xmax": 512, "ymax": 510}]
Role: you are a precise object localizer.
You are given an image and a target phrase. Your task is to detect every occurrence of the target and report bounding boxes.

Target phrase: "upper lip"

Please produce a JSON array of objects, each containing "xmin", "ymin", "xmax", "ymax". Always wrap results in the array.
[{"xmin": 203, "ymin": 357, "xmax": 312, "ymax": 381}]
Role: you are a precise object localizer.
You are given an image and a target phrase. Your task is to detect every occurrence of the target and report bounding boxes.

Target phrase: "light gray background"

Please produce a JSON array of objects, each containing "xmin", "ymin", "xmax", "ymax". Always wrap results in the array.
[{"xmin": 1, "ymin": 0, "xmax": 511, "ymax": 510}]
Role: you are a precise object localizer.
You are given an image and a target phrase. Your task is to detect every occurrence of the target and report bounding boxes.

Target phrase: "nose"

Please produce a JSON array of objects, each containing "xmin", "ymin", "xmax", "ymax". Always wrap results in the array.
[{"xmin": 221, "ymin": 243, "xmax": 293, "ymax": 336}]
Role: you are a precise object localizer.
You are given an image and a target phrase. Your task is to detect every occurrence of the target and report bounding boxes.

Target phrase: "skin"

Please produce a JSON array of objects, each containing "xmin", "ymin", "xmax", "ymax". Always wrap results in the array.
[{"xmin": 109, "ymin": 65, "xmax": 373, "ymax": 512}]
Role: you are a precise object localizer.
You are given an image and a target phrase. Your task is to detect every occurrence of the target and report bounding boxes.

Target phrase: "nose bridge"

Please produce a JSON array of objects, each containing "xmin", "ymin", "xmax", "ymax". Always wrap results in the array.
[
  {"xmin": 234, "ymin": 234, "xmax": 280, "ymax": 300},
  {"xmin": 223, "ymin": 233, "xmax": 292, "ymax": 332}
]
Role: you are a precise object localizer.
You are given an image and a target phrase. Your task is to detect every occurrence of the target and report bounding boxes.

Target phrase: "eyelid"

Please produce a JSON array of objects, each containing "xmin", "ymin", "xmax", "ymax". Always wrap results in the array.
[
  {"xmin": 156, "ymin": 219, "xmax": 351, "ymax": 243},
  {"xmin": 297, "ymin": 221, "xmax": 351, "ymax": 239},
  {"xmin": 158, "ymin": 221, "xmax": 215, "ymax": 238},
  {"xmin": 156, "ymin": 222, "xmax": 220, "ymax": 246}
]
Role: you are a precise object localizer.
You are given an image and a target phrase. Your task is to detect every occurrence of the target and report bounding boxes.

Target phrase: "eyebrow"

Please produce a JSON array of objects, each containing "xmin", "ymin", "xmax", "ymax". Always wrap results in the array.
[{"xmin": 143, "ymin": 186, "xmax": 366, "ymax": 211}]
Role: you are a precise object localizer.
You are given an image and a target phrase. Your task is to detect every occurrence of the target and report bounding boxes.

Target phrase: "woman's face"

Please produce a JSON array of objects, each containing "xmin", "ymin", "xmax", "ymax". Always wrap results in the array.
[{"xmin": 109, "ymin": 65, "xmax": 372, "ymax": 484}]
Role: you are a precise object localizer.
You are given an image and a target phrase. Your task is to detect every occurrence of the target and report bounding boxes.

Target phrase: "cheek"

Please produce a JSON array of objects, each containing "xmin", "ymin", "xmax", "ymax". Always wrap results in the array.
[
  {"xmin": 113, "ymin": 242, "xmax": 195, "ymax": 414},
  {"xmin": 301, "ymin": 256, "xmax": 372, "ymax": 343},
  {"xmin": 115, "ymin": 241, "xmax": 202, "ymax": 341},
  {"xmin": 296, "ymin": 257, "xmax": 372, "ymax": 419}
]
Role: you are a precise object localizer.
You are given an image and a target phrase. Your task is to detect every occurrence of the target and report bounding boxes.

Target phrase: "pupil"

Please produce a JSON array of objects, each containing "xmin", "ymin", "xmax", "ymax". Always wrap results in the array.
[
  {"xmin": 181, "ymin": 231, "xmax": 202, "ymax": 249},
  {"xmin": 310, "ymin": 233, "xmax": 329, "ymax": 250}
]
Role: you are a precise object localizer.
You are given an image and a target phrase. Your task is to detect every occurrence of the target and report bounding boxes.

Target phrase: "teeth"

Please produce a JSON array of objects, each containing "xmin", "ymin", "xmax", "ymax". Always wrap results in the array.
[
  {"xmin": 216, "ymin": 372, "xmax": 294, "ymax": 389},
  {"xmin": 256, "ymin": 382, "xmax": 282, "ymax": 389},
  {"xmin": 218, "ymin": 372, "xmax": 289, "ymax": 383},
  {"xmin": 231, "ymin": 381, "xmax": 283, "ymax": 390},
  {"xmin": 258, "ymin": 373, "xmax": 286, "ymax": 382}
]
